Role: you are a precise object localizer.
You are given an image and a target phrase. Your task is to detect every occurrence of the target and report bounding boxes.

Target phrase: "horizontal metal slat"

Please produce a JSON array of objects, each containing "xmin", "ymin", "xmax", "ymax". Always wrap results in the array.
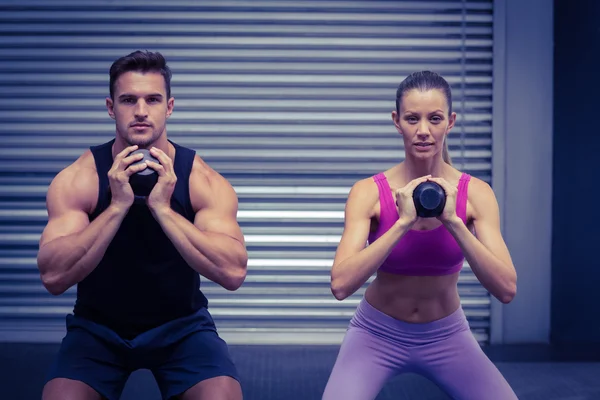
[
  {"xmin": 0, "ymin": 148, "xmax": 493, "ymax": 161},
  {"xmin": 0, "ymin": 1, "xmax": 492, "ymax": 11},
  {"xmin": 0, "ymin": 48, "xmax": 494, "ymax": 60},
  {"xmin": 0, "ymin": 23, "xmax": 492, "ymax": 36},
  {"xmin": 0, "ymin": 98, "xmax": 494, "ymax": 111},
  {"xmin": 0, "ymin": 136, "xmax": 493, "ymax": 149},
  {"xmin": 0, "ymin": 74, "xmax": 494, "ymax": 87},
  {"xmin": 0, "ymin": 113, "xmax": 493, "ymax": 125},
  {"xmin": 0, "ymin": 161, "xmax": 493, "ymax": 174},
  {"xmin": 0, "ymin": 123, "xmax": 494, "ymax": 137},
  {"xmin": 0, "ymin": 86, "xmax": 493, "ymax": 99},
  {"xmin": 0, "ymin": 10, "xmax": 493, "ymax": 23},
  {"xmin": 0, "ymin": 306, "xmax": 490, "ymax": 321},
  {"xmin": 1, "ymin": 36, "xmax": 493, "ymax": 48}
]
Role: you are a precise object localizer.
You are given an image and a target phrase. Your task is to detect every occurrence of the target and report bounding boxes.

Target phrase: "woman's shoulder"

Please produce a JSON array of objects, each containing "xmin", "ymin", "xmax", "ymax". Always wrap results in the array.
[
  {"xmin": 462, "ymin": 174, "xmax": 499, "ymax": 220},
  {"xmin": 349, "ymin": 174, "xmax": 378, "ymax": 196},
  {"xmin": 345, "ymin": 174, "xmax": 384, "ymax": 211},
  {"xmin": 463, "ymin": 173, "xmax": 495, "ymax": 198}
]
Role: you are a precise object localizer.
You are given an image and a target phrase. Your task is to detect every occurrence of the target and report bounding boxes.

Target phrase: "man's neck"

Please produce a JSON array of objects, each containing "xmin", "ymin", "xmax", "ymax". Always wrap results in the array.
[{"xmin": 112, "ymin": 134, "xmax": 171, "ymax": 159}]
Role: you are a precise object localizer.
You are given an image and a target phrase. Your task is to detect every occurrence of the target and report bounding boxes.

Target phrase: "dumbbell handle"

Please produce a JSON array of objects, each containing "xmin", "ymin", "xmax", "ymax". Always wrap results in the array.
[
  {"xmin": 413, "ymin": 181, "xmax": 446, "ymax": 218},
  {"xmin": 130, "ymin": 149, "xmax": 159, "ymax": 176}
]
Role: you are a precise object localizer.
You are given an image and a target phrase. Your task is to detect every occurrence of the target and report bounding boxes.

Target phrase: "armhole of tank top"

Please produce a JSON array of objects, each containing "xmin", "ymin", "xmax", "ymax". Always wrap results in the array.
[
  {"xmin": 174, "ymin": 144, "xmax": 197, "ymax": 220},
  {"xmin": 457, "ymin": 173, "xmax": 471, "ymax": 223},
  {"xmin": 373, "ymin": 173, "xmax": 395, "ymax": 216},
  {"xmin": 89, "ymin": 144, "xmax": 110, "ymax": 219}
]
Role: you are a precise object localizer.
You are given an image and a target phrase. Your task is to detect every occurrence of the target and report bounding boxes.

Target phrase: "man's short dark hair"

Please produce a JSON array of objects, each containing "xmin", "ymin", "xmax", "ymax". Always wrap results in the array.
[{"xmin": 109, "ymin": 50, "xmax": 172, "ymax": 99}]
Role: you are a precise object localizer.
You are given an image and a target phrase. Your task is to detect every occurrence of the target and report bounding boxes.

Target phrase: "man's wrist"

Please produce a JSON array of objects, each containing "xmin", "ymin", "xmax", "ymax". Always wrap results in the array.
[{"xmin": 149, "ymin": 204, "xmax": 173, "ymax": 220}]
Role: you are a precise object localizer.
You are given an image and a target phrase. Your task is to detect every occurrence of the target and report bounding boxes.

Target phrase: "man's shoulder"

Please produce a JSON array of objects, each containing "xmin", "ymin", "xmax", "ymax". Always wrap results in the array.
[
  {"xmin": 189, "ymin": 155, "xmax": 237, "ymax": 211},
  {"xmin": 67, "ymin": 149, "xmax": 98, "ymax": 177},
  {"xmin": 48, "ymin": 150, "xmax": 99, "ymax": 206},
  {"xmin": 190, "ymin": 154, "xmax": 231, "ymax": 188}
]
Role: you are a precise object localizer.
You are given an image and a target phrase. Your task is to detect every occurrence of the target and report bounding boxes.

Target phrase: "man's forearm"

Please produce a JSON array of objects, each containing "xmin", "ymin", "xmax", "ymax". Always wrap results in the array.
[
  {"xmin": 151, "ymin": 207, "xmax": 247, "ymax": 290},
  {"xmin": 37, "ymin": 205, "xmax": 128, "ymax": 295}
]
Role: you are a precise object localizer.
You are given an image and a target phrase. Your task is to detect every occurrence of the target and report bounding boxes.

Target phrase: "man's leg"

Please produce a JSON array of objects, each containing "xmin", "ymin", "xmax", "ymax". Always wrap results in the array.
[
  {"xmin": 43, "ymin": 315, "xmax": 131, "ymax": 400},
  {"xmin": 178, "ymin": 376, "xmax": 242, "ymax": 400},
  {"xmin": 151, "ymin": 328, "xmax": 241, "ymax": 400},
  {"xmin": 42, "ymin": 378, "xmax": 104, "ymax": 400}
]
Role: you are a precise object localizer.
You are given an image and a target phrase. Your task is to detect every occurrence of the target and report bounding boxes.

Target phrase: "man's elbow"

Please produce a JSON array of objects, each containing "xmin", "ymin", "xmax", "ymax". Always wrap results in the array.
[
  {"xmin": 40, "ymin": 272, "xmax": 69, "ymax": 296},
  {"xmin": 222, "ymin": 264, "xmax": 247, "ymax": 291}
]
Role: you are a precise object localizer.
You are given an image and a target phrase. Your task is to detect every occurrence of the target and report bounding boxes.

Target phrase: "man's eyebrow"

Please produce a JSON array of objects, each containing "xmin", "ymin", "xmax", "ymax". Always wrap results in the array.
[{"xmin": 118, "ymin": 93, "xmax": 163, "ymax": 99}]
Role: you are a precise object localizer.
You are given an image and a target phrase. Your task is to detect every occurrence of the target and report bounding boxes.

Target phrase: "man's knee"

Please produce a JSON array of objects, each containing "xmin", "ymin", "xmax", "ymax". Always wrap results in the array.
[
  {"xmin": 179, "ymin": 376, "xmax": 242, "ymax": 400},
  {"xmin": 42, "ymin": 378, "xmax": 103, "ymax": 400}
]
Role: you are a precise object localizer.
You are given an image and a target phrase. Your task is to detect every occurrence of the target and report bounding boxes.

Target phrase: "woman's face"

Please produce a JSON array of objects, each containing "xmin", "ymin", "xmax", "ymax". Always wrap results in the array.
[{"xmin": 392, "ymin": 89, "xmax": 456, "ymax": 160}]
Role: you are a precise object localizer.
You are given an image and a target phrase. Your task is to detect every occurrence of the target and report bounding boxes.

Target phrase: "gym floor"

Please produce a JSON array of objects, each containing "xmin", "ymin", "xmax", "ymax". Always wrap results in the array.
[{"xmin": 1, "ymin": 343, "xmax": 599, "ymax": 400}]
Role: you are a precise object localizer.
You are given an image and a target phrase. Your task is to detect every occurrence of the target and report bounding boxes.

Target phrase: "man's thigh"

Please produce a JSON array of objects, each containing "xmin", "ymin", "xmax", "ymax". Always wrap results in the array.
[
  {"xmin": 42, "ymin": 377, "xmax": 105, "ymax": 400},
  {"xmin": 151, "ymin": 329, "xmax": 240, "ymax": 400},
  {"xmin": 178, "ymin": 376, "xmax": 242, "ymax": 400},
  {"xmin": 44, "ymin": 319, "xmax": 130, "ymax": 400}
]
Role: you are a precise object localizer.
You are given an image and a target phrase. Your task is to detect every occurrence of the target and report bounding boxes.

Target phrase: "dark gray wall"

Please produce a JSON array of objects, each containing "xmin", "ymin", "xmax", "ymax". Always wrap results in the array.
[
  {"xmin": 492, "ymin": 0, "xmax": 553, "ymax": 344},
  {"xmin": 551, "ymin": 0, "xmax": 600, "ymax": 345}
]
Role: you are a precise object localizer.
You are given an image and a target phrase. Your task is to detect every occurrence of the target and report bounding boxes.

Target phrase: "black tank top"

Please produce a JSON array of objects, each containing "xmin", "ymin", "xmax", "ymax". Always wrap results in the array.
[{"xmin": 73, "ymin": 139, "xmax": 209, "ymax": 339}]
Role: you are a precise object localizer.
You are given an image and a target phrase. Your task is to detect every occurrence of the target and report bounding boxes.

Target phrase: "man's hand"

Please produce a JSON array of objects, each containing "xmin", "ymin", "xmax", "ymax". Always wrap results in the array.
[
  {"xmin": 145, "ymin": 147, "xmax": 177, "ymax": 213},
  {"xmin": 107, "ymin": 144, "xmax": 146, "ymax": 212}
]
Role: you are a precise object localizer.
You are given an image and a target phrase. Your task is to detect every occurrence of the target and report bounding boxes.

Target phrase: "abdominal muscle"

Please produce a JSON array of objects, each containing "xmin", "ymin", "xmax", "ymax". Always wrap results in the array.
[{"xmin": 364, "ymin": 271, "xmax": 461, "ymax": 323}]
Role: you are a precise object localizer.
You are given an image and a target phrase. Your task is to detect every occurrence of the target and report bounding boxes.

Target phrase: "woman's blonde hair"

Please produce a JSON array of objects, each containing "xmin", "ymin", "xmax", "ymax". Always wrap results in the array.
[{"xmin": 442, "ymin": 137, "xmax": 452, "ymax": 165}]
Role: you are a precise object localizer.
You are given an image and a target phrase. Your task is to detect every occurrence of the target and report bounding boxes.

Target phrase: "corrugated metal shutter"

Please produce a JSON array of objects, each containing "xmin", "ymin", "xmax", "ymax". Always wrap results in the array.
[{"xmin": 0, "ymin": 0, "xmax": 494, "ymax": 344}]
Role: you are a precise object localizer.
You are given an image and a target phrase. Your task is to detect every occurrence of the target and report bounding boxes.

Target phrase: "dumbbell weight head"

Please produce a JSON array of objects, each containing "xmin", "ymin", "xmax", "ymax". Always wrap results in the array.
[
  {"xmin": 128, "ymin": 149, "xmax": 160, "ymax": 199},
  {"xmin": 413, "ymin": 181, "xmax": 446, "ymax": 218}
]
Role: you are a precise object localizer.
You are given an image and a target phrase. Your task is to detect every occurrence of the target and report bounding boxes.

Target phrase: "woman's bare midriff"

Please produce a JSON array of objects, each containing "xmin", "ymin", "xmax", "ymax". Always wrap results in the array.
[{"xmin": 364, "ymin": 271, "xmax": 461, "ymax": 323}]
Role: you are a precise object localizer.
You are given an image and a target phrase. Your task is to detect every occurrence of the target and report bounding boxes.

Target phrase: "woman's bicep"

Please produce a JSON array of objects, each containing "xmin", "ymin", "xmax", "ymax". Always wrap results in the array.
[
  {"xmin": 333, "ymin": 182, "xmax": 376, "ymax": 267},
  {"xmin": 471, "ymin": 181, "xmax": 514, "ymax": 267}
]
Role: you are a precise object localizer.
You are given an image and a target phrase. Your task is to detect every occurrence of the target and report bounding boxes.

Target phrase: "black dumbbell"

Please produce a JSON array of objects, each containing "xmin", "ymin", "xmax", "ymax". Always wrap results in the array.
[
  {"xmin": 128, "ymin": 149, "xmax": 160, "ymax": 199},
  {"xmin": 413, "ymin": 181, "xmax": 446, "ymax": 218}
]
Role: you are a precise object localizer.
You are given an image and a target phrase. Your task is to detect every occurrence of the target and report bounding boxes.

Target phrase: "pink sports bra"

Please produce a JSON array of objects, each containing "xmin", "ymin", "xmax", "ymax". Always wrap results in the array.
[{"xmin": 367, "ymin": 173, "xmax": 471, "ymax": 276}]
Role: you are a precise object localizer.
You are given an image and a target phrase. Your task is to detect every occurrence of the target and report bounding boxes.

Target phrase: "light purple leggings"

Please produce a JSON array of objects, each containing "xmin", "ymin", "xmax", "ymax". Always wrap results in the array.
[{"xmin": 322, "ymin": 298, "xmax": 518, "ymax": 400}]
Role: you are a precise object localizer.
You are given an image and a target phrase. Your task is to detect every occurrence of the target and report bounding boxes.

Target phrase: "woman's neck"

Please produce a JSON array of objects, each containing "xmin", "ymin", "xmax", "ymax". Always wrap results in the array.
[{"xmin": 401, "ymin": 155, "xmax": 447, "ymax": 180}]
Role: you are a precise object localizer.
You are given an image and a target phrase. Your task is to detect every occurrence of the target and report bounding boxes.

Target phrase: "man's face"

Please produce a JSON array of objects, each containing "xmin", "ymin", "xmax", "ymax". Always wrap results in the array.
[{"xmin": 106, "ymin": 71, "xmax": 174, "ymax": 148}]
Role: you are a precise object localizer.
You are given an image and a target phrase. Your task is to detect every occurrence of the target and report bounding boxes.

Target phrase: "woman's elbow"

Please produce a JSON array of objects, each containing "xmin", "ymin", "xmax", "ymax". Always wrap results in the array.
[
  {"xmin": 331, "ymin": 287, "xmax": 350, "ymax": 301},
  {"xmin": 498, "ymin": 279, "xmax": 517, "ymax": 304},
  {"xmin": 330, "ymin": 276, "xmax": 351, "ymax": 301}
]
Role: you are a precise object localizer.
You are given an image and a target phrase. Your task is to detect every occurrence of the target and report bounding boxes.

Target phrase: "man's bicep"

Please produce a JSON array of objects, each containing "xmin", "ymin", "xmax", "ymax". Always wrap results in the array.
[
  {"xmin": 193, "ymin": 179, "xmax": 245, "ymax": 244},
  {"xmin": 39, "ymin": 170, "xmax": 91, "ymax": 247},
  {"xmin": 194, "ymin": 207, "xmax": 245, "ymax": 244},
  {"xmin": 40, "ymin": 210, "xmax": 90, "ymax": 248}
]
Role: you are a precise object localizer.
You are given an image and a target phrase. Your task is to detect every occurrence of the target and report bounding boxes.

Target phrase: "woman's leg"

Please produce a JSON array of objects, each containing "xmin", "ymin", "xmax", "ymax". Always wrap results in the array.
[
  {"xmin": 322, "ymin": 298, "xmax": 414, "ymax": 400},
  {"xmin": 416, "ymin": 328, "xmax": 518, "ymax": 400},
  {"xmin": 322, "ymin": 324, "xmax": 408, "ymax": 400}
]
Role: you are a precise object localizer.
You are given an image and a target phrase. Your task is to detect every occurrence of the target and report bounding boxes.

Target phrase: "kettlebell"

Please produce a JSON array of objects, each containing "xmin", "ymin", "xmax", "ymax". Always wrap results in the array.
[
  {"xmin": 128, "ymin": 149, "xmax": 160, "ymax": 199},
  {"xmin": 413, "ymin": 181, "xmax": 446, "ymax": 218}
]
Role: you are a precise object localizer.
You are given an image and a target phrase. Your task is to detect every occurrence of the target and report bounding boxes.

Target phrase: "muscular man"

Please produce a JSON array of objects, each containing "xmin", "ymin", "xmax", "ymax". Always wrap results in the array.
[{"xmin": 37, "ymin": 50, "xmax": 247, "ymax": 400}]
